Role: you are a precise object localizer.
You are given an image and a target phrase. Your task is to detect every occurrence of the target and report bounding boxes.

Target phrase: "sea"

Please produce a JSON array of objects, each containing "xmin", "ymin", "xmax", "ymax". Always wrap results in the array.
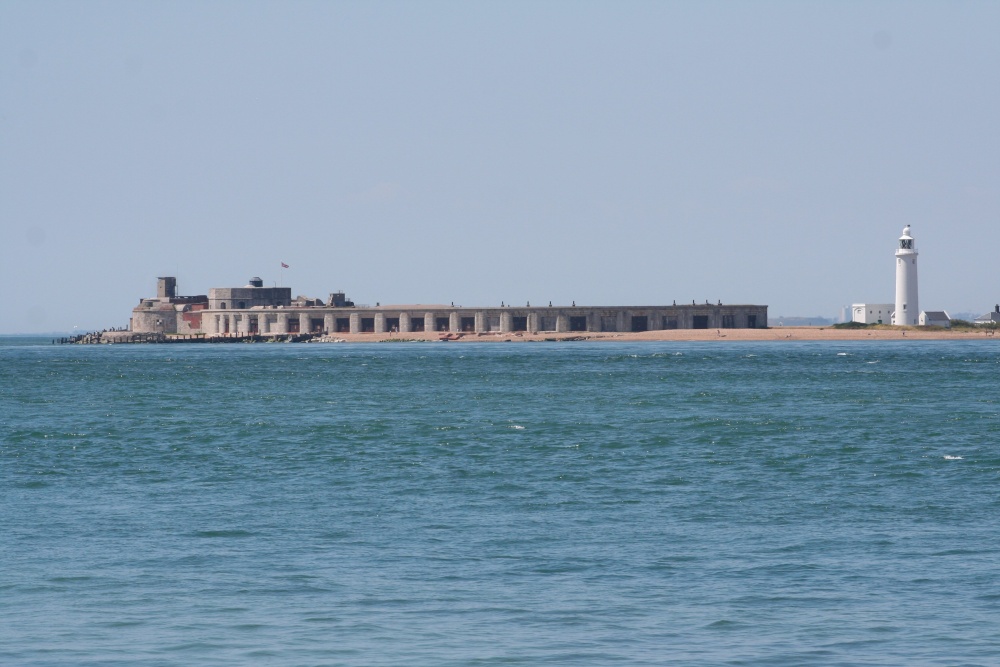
[{"xmin": 2, "ymin": 336, "xmax": 999, "ymax": 666}]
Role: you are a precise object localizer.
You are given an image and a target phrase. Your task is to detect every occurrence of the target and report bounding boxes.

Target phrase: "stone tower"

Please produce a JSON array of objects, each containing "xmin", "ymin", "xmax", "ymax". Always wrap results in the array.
[
  {"xmin": 157, "ymin": 277, "xmax": 177, "ymax": 299},
  {"xmin": 893, "ymin": 225, "xmax": 919, "ymax": 326}
]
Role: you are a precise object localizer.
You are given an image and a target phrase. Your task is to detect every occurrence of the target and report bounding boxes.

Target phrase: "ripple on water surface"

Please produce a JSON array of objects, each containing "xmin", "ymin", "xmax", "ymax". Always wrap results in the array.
[{"xmin": 2, "ymin": 340, "xmax": 1000, "ymax": 665}]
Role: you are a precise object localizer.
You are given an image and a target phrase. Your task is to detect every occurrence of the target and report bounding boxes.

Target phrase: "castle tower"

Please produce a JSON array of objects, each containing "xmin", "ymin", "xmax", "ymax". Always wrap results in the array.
[
  {"xmin": 157, "ymin": 277, "xmax": 177, "ymax": 299},
  {"xmin": 893, "ymin": 225, "xmax": 919, "ymax": 326}
]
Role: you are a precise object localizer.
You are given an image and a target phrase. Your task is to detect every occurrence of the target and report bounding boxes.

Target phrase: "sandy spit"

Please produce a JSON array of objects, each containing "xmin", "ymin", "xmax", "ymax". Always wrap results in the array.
[{"xmin": 317, "ymin": 327, "xmax": 998, "ymax": 344}]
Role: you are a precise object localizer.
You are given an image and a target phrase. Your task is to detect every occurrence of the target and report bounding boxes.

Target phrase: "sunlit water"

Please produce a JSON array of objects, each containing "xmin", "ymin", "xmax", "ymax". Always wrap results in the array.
[{"xmin": 2, "ymin": 338, "xmax": 999, "ymax": 665}]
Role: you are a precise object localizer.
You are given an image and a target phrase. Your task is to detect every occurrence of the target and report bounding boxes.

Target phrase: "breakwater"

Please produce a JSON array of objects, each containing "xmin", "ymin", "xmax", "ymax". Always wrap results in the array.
[{"xmin": 56, "ymin": 332, "xmax": 319, "ymax": 345}]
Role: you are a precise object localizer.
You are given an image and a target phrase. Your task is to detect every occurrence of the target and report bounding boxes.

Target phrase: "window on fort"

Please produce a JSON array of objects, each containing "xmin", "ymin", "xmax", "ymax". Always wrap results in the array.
[
  {"xmin": 336, "ymin": 318, "xmax": 351, "ymax": 333},
  {"xmin": 461, "ymin": 317, "xmax": 475, "ymax": 331},
  {"xmin": 361, "ymin": 318, "xmax": 375, "ymax": 333},
  {"xmin": 569, "ymin": 316, "xmax": 587, "ymax": 331},
  {"xmin": 512, "ymin": 316, "xmax": 528, "ymax": 331},
  {"xmin": 693, "ymin": 315, "xmax": 709, "ymax": 329},
  {"xmin": 747, "ymin": 315, "xmax": 757, "ymax": 328},
  {"xmin": 411, "ymin": 318, "xmax": 425, "ymax": 332},
  {"xmin": 220, "ymin": 303, "xmax": 227, "ymax": 309},
  {"xmin": 386, "ymin": 317, "xmax": 400, "ymax": 332},
  {"xmin": 238, "ymin": 302, "xmax": 246, "ymax": 309},
  {"xmin": 249, "ymin": 317, "xmax": 259, "ymax": 334},
  {"xmin": 631, "ymin": 316, "xmax": 648, "ymax": 332},
  {"xmin": 311, "ymin": 318, "xmax": 324, "ymax": 333},
  {"xmin": 436, "ymin": 317, "xmax": 450, "ymax": 332},
  {"xmin": 288, "ymin": 319, "xmax": 301, "ymax": 333}
]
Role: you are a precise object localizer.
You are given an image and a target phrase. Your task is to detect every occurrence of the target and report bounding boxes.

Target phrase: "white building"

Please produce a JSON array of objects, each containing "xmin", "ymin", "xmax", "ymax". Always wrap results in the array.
[
  {"xmin": 852, "ymin": 303, "xmax": 895, "ymax": 325},
  {"xmin": 919, "ymin": 311, "xmax": 951, "ymax": 328},
  {"xmin": 975, "ymin": 306, "xmax": 1000, "ymax": 325},
  {"xmin": 892, "ymin": 225, "xmax": 919, "ymax": 325}
]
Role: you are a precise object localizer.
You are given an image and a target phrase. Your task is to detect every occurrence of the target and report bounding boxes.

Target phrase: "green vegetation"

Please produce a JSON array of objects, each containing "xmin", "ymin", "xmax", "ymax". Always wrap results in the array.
[{"xmin": 832, "ymin": 321, "xmax": 870, "ymax": 329}]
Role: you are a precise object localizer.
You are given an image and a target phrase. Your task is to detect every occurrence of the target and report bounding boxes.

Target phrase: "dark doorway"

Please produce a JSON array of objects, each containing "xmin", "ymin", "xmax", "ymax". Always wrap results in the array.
[
  {"xmin": 411, "ymin": 318, "xmax": 425, "ymax": 332},
  {"xmin": 569, "ymin": 316, "xmax": 587, "ymax": 331},
  {"xmin": 436, "ymin": 317, "xmax": 450, "ymax": 332},
  {"xmin": 512, "ymin": 316, "xmax": 528, "ymax": 332},
  {"xmin": 693, "ymin": 315, "xmax": 709, "ymax": 329},
  {"xmin": 461, "ymin": 317, "xmax": 475, "ymax": 332},
  {"xmin": 631, "ymin": 316, "xmax": 648, "ymax": 332},
  {"xmin": 288, "ymin": 319, "xmax": 301, "ymax": 333},
  {"xmin": 249, "ymin": 317, "xmax": 259, "ymax": 334},
  {"xmin": 311, "ymin": 318, "xmax": 324, "ymax": 333},
  {"xmin": 361, "ymin": 318, "xmax": 375, "ymax": 333},
  {"xmin": 336, "ymin": 318, "xmax": 351, "ymax": 333},
  {"xmin": 386, "ymin": 317, "xmax": 400, "ymax": 332},
  {"xmin": 747, "ymin": 315, "xmax": 757, "ymax": 328}
]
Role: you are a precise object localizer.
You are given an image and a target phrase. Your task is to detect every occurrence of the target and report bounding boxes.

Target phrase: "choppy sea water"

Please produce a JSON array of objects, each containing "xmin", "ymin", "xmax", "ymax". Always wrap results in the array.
[{"xmin": 2, "ymin": 337, "xmax": 999, "ymax": 666}]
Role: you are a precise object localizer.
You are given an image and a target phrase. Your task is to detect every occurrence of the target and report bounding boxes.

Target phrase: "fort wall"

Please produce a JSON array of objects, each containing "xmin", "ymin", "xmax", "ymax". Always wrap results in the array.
[{"xmin": 132, "ymin": 278, "xmax": 767, "ymax": 335}]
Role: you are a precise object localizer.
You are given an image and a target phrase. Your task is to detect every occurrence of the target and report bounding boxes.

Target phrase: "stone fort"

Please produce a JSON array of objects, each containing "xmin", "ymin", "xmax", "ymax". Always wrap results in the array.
[{"xmin": 132, "ymin": 277, "xmax": 768, "ymax": 336}]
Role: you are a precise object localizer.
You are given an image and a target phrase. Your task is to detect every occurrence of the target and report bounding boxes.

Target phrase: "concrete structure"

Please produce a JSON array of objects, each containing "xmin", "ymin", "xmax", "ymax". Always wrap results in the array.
[
  {"xmin": 131, "ymin": 277, "xmax": 768, "ymax": 336},
  {"xmin": 851, "ymin": 303, "xmax": 895, "ymax": 325},
  {"xmin": 209, "ymin": 276, "xmax": 291, "ymax": 310},
  {"xmin": 892, "ymin": 225, "xmax": 919, "ymax": 326},
  {"xmin": 919, "ymin": 311, "xmax": 951, "ymax": 328},
  {"xmin": 975, "ymin": 305, "xmax": 1000, "ymax": 325}
]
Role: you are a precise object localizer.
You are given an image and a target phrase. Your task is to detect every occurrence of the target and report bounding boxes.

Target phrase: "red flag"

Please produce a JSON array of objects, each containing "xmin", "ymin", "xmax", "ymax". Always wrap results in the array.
[{"xmin": 281, "ymin": 262, "xmax": 289, "ymax": 268}]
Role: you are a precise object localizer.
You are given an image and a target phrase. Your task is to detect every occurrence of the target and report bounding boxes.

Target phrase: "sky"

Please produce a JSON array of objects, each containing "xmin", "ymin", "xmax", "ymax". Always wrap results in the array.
[{"xmin": 2, "ymin": 1, "xmax": 998, "ymax": 333}]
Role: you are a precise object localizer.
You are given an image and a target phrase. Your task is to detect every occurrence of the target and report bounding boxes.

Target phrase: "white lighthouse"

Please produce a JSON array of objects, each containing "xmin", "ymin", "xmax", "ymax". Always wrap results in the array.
[{"xmin": 893, "ymin": 225, "xmax": 919, "ymax": 326}]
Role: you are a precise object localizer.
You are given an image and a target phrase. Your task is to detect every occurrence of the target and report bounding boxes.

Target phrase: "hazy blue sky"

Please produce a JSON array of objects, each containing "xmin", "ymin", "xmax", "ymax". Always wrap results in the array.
[{"xmin": 2, "ymin": 1, "xmax": 998, "ymax": 333}]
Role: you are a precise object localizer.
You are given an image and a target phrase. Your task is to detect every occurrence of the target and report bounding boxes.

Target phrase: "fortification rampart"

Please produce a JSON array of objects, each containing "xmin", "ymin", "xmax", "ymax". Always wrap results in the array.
[{"xmin": 131, "ymin": 278, "xmax": 768, "ymax": 335}]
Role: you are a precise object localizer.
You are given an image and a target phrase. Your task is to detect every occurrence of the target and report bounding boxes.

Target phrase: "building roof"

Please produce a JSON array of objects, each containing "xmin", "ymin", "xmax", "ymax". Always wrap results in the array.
[{"xmin": 922, "ymin": 311, "xmax": 949, "ymax": 319}]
